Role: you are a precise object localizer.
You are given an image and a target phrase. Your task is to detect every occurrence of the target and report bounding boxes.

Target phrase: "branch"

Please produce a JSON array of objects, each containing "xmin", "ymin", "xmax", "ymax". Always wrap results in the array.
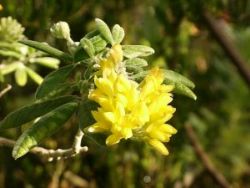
[
  {"xmin": 202, "ymin": 10, "xmax": 250, "ymax": 87},
  {"xmin": 185, "ymin": 124, "xmax": 231, "ymax": 188},
  {"xmin": 0, "ymin": 129, "xmax": 88, "ymax": 161},
  {"xmin": 0, "ymin": 84, "xmax": 12, "ymax": 98}
]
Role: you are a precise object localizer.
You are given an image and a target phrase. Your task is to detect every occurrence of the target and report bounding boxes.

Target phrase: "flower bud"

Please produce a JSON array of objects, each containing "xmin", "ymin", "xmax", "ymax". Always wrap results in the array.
[{"xmin": 50, "ymin": 21, "xmax": 71, "ymax": 40}]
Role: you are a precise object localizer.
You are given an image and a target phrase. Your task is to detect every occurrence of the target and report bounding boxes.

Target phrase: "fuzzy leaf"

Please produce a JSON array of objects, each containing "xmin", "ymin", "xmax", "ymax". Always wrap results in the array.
[
  {"xmin": 0, "ymin": 95, "xmax": 77, "ymax": 130},
  {"xmin": 80, "ymin": 38, "xmax": 95, "ymax": 58},
  {"xmin": 174, "ymin": 83, "xmax": 197, "ymax": 100},
  {"xmin": 35, "ymin": 64, "xmax": 77, "ymax": 99},
  {"xmin": 112, "ymin": 24, "xmax": 125, "ymax": 44},
  {"xmin": 122, "ymin": 45, "xmax": 154, "ymax": 59},
  {"xmin": 125, "ymin": 58, "xmax": 148, "ymax": 73},
  {"xmin": 95, "ymin": 18, "xmax": 114, "ymax": 45},
  {"xmin": 164, "ymin": 70, "xmax": 195, "ymax": 89},
  {"xmin": 89, "ymin": 35, "xmax": 107, "ymax": 52},
  {"xmin": 12, "ymin": 102, "xmax": 78, "ymax": 159},
  {"xmin": 164, "ymin": 79, "xmax": 197, "ymax": 100},
  {"xmin": 20, "ymin": 40, "xmax": 73, "ymax": 61}
]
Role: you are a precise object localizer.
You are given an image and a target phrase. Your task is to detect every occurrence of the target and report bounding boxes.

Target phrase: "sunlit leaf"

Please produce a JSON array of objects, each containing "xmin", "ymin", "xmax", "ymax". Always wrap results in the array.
[
  {"xmin": 112, "ymin": 24, "xmax": 125, "ymax": 44},
  {"xmin": 80, "ymin": 38, "xmax": 95, "ymax": 58},
  {"xmin": 95, "ymin": 18, "xmax": 114, "ymax": 45},
  {"xmin": 12, "ymin": 102, "xmax": 78, "ymax": 159},
  {"xmin": 164, "ymin": 70, "xmax": 195, "ymax": 89},
  {"xmin": 122, "ymin": 45, "xmax": 154, "ymax": 59}
]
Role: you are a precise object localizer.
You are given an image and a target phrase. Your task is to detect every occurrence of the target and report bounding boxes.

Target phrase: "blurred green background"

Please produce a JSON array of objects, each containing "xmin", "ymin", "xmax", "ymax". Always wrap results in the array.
[{"xmin": 0, "ymin": 0, "xmax": 250, "ymax": 187}]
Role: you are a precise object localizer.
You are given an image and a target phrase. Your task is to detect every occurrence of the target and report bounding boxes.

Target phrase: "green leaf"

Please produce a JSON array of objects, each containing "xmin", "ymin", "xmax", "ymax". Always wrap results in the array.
[
  {"xmin": 80, "ymin": 38, "xmax": 95, "ymax": 58},
  {"xmin": 174, "ymin": 83, "xmax": 197, "ymax": 100},
  {"xmin": 15, "ymin": 65, "xmax": 27, "ymax": 86},
  {"xmin": 19, "ymin": 40, "xmax": 73, "ymax": 62},
  {"xmin": 89, "ymin": 35, "xmax": 107, "ymax": 52},
  {"xmin": 41, "ymin": 83, "xmax": 73, "ymax": 99},
  {"xmin": 122, "ymin": 45, "xmax": 154, "ymax": 59},
  {"xmin": 164, "ymin": 70, "xmax": 195, "ymax": 89},
  {"xmin": 95, "ymin": 18, "xmax": 114, "ymax": 45},
  {"xmin": 125, "ymin": 58, "xmax": 148, "ymax": 73},
  {"xmin": 112, "ymin": 24, "xmax": 125, "ymax": 44},
  {"xmin": 164, "ymin": 79, "xmax": 197, "ymax": 100},
  {"xmin": 73, "ymin": 47, "xmax": 89, "ymax": 62},
  {"xmin": 29, "ymin": 57, "xmax": 60, "ymax": 69},
  {"xmin": 12, "ymin": 102, "xmax": 78, "ymax": 159},
  {"xmin": 0, "ymin": 95, "xmax": 77, "ymax": 130},
  {"xmin": 25, "ymin": 67, "xmax": 43, "ymax": 85},
  {"xmin": 35, "ymin": 64, "xmax": 77, "ymax": 99}
]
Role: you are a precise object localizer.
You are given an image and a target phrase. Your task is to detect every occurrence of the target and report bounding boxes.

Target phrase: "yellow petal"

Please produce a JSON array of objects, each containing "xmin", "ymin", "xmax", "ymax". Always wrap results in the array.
[
  {"xmin": 103, "ymin": 112, "xmax": 116, "ymax": 123},
  {"xmin": 94, "ymin": 77, "xmax": 113, "ymax": 96},
  {"xmin": 88, "ymin": 122, "xmax": 109, "ymax": 132},
  {"xmin": 110, "ymin": 44, "xmax": 123, "ymax": 63},
  {"xmin": 106, "ymin": 134, "xmax": 122, "ymax": 145},
  {"xmin": 148, "ymin": 139, "xmax": 169, "ymax": 155},
  {"xmin": 133, "ymin": 102, "xmax": 149, "ymax": 125},
  {"xmin": 160, "ymin": 124, "xmax": 177, "ymax": 134}
]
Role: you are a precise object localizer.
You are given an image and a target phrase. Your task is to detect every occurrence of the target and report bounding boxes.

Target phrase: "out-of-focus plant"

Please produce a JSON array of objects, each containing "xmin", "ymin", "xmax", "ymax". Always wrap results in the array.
[
  {"xmin": 0, "ymin": 17, "xmax": 60, "ymax": 86},
  {"xmin": 0, "ymin": 19, "xmax": 195, "ymax": 160}
]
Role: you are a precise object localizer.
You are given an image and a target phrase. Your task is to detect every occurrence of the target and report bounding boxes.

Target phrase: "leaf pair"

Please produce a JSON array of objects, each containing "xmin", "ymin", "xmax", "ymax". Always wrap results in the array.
[
  {"xmin": 0, "ymin": 95, "xmax": 78, "ymax": 159},
  {"xmin": 163, "ymin": 70, "xmax": 196, "ymax": 100}
]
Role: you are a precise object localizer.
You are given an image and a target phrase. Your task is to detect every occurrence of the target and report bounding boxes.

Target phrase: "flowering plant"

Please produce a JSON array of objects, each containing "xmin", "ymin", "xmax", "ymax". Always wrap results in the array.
[{"xmin": 0, "ymin": 19, "xmax": 196, "ymax": 160}]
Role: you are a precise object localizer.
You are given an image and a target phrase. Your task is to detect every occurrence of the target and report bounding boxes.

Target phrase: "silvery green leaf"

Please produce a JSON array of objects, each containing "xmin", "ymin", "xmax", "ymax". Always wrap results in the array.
[
  {"xmin": 164, "ymin": 70, "xmax": 195, "ymax": 89},
  {"xmin": 80, "ymin": 38, "xmax": 95, "ymax": 58},
  {"xmin": 12, "ymin": 102, "xmax": 78, "ymax": 159},
  {"xmin": 122, "ymin": 45, "xmax": 154, "ymax": 59},
  {"xmin": 95, "ymin": 18, "xmax": 114, "ymax": 45},
  {"xmin": 125, "ymin": 58, "xmax": 148, "ymax": 73},
  {"xmin": 89, "ymin": 35, "xmax": 107, "ymax": 52},
  {"xmin": 164, "ymin": 79, "xmax": 197, "ymax": 100},
  {"xmin": 174, "ymin": 83, "xmax": 197, "ymax": 100},
  {"xmin": 112, "ymin": 24, "xmax": 125, "ymax": 44}
]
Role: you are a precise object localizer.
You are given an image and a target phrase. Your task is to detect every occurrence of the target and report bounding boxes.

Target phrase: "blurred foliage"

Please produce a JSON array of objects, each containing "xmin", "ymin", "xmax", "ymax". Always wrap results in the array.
[
  {"xmin": 0, "ymin": 17, "xmax": 60, "ymax": 86},
  {"xmin": 0, "ymin": 0, "xmax": 250, "ymax": 187}
]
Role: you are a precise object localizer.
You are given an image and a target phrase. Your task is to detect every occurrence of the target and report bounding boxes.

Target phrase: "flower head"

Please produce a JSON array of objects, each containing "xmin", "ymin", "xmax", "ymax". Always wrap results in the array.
[{"xmin": 88, "ymin": 41, "xmax": 177, "ymax": 155}]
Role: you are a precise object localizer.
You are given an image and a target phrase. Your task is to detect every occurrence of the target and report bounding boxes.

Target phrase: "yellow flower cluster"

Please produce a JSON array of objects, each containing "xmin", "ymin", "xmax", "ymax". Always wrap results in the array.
[{"xmin": 88, "ymin": 45, "xmax": 177, "ymax": 155}]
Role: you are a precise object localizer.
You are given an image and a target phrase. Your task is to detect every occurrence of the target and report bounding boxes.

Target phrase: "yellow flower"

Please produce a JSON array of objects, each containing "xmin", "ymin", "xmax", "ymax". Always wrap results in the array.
[
  {"xmin": 0, "ymin": 4, "xmax": 3, "ymax": 11},
  {"xmin": 89, "ymin": 55, "xmax": 177, "ymax": 155},
  {"xmin": 98, "ymin": 44, "xmax": 123, "ymax": 76}
]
